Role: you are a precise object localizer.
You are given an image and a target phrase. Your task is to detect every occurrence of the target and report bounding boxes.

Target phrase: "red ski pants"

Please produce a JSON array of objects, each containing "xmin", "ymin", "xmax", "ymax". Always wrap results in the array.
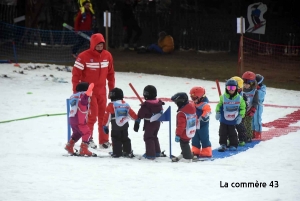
[{"xmin": 87, "ymin": 94, "xmax": 108, "ymax": 144}]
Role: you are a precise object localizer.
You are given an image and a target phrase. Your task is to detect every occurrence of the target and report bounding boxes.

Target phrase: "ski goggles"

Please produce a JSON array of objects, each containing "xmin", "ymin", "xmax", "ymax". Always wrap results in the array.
[
  {"xmin": 243, "ymin": 79, "xmax": 255, "ymax": 84},
  {"xmin": 226, "ymin": 86, "xmax": 237, "ymax": 91},
  {"xmin": 190, "ymin": 95, "xmax": 198, "ymax": 101}
]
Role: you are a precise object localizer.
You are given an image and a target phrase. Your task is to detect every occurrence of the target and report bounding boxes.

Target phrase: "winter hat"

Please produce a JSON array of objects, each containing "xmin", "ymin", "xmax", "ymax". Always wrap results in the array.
[{"xmin": 256, "ymin": 74, "xmax": 264, "ymax": 85}]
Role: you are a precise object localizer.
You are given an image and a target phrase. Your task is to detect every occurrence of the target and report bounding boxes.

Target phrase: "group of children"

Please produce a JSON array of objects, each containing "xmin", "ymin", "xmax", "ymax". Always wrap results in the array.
[
  {"xmin": 64, "ymin": 70, "xmax": 266, "ymax": 162},
  {"xmin": 65, "ymin": 84, "xmax": 167, "ymax": 159},
  {"xmin": 216, "ymin": 71, "xmax": 266, "ymax": 152}
]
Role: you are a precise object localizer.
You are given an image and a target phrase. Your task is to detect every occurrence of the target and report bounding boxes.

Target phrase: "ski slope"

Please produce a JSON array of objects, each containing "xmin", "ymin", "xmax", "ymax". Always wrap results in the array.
[{"xmin": 0, "ymin": 63, "xmax": 300, "ymax": 201}]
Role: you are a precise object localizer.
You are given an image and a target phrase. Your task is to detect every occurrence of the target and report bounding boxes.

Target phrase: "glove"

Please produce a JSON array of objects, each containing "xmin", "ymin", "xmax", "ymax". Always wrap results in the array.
[
  {"xmin": 85, "ymin": 83, "xmax": 94, "ymax": 96},
  {"xmin": 215, "ymin": 112, "xmax": 221, "ymax": 120},
  {"xmin": 103, "ymin": 126, "xmax": 109, "ymax": 134},
  {"xmin": 246, "ymin": 107, "xmax": 256, "ymax": 117},
  {"xmin": 236, "ymin": 115, "xmax": 242, "ymax": 125},
  {"xmin": 133, "ymin": 118, "xmax": 141, "ymax": 132},
  {"xmin": 175, "ymin": 136, "xmax": 180, "ymax": 142}
]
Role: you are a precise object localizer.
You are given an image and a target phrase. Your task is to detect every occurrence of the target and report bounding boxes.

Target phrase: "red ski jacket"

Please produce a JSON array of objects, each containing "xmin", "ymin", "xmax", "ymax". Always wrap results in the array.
[
  {"xmin": 72, "ymin": 33, "xmax": 115, "ymax": 96},
  {"xmin": 175, "ymin": 102, "xmax": 197, "ymax": 141},
  {"xmin": 74, "ymin": 10, "xmax": 93, "ymax": 31}
]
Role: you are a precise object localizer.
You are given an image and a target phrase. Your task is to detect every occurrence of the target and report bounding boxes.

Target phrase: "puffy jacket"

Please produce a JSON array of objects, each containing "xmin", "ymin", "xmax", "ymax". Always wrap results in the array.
[
  {"xmin": 158, "ymin": 35, "xmax": 174, "ymax": 53},
  {"xmin": 72, "ymin": 33, "xmax": 115, "ymax": 96},
  {"xmin": 103, "ymin": 100, "xmax": 138, "ymax": 130},
  {"xmin": 137, "ymin": 99, "xmax": 164, "ymax": 132},
  {"xmin": 176, "ymin": 102, "xmax": 197, "ymax": 141},
  {"xmin": 69, "ymin": 92, "xmax": 89, "ymax": 125},
  {"xmin": 74, "ymin": 10, "xmax": 93, "ymax": 31},
  {"xmin": 216, "ymin": 92, "xmax": 246, "ymax": 125}
]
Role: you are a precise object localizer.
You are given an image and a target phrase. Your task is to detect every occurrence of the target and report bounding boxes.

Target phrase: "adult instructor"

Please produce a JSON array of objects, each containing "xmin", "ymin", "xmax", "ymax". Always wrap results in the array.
[{"xmin": 72, "ymin": 33, "xmax": 115, "ymax": 149}]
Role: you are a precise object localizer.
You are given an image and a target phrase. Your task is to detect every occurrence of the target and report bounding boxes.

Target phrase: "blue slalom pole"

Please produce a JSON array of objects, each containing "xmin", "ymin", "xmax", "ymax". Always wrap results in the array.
[
  {"xmin": 66, "ymin": 99, "xmax": 71, "ymax": 141},
  {"xmin": 12, "ymin": 41, "xmax": 20, "ymax": 67},
  {"xmin": 158, "ymin": 106, "xmax": 172, "ymax": 158},
  {"xmin": 169, "ymin": 107, "xmax": 172, "ymax": 159}
]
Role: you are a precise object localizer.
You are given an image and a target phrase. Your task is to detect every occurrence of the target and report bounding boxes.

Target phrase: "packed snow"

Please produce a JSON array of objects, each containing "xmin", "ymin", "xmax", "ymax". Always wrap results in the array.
[{"xmin": 0, "ymin": 63, "xmax": 300, "ymax": 201}]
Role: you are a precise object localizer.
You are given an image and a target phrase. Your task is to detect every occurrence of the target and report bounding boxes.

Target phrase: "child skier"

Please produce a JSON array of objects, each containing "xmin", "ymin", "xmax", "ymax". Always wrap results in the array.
[
  {"xmin": 65, "ymin": 82, "xmax": 96, "ymax": 156},
  {"xmin": 134, "ymin": 85, "xmax": 166, "ymax": 160},
  {"xmin": 231, "ymin": 76, "xmax": 248, "ymax": 146},
  {"xmin": 242, "ymin": 71, "xmax": 259, "ymax": 142},
  {"xmin": 189, "ymin": 87, "xmax": 212, "ymax": 158},
  {"xmin": 252, "ymin": 74, "xmax": 266, "ymax": 140},
  {"xmin": 102, "ymin": 87, "xmax": 138, "ymax": 158},
  {"xmin": 216, "ymin": 79, "xmax": 246, "ymax": 152},
  {"xmin": 171, "ymin": 92, "xmax": 197, "ymax": 163}
]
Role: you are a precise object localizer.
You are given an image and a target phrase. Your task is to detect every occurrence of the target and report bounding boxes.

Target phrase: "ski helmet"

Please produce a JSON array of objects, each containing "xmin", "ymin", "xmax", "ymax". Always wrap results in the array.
[
  {"xmin": 171, "ymin": 92, "xmax": 189, "ymax": 109},
  {"xmin": 76, "ymin": 82, "xmax": 89, "ymax": 92},
  {"xmin": 189, "ymin": 87, "xmax": 205, "ymax": 99},
  {"xmin": 143, "ymin": 85, "xmax": 157, "ymax": 100},
  {"xmin": 109, "ymin": 88, "xmax": 124, "ymax": 101},
  {"xmin": 256, "ymin": 74, "xmax": 264, "ymax": 85},
  {"xmin": 226, "ymin": 79, "xmax": 238, "ymax": 87},
  {"xmin": 225, "ymin": 79, "xmax": 238, "ymax": 94},
  {"xmin": 242, "ymin": 71, "xmax": 256, "ymax": 81},
  {"xmin": 231, "ymin": 76, "xmax": 243, "ymax": 89}
]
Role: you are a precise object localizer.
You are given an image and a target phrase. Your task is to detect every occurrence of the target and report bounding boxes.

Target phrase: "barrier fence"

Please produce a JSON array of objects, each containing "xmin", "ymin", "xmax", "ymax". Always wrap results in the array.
[
  {"xmin": 1, "ymin": 1, "xmax": 299, "ymax": 64},
  {"xmin": 238, "ymin": 36, "xmax": 300, "ymax": 89}
]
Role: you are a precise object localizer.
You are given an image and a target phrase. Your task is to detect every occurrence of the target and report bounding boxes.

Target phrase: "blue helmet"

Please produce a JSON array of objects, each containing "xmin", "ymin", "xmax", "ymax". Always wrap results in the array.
[
  {"xmin": 225, "ymin": 79, "xmax": 238, "ymax": 94},
  {"xmin": 226, "ymin": 79, "xmax": 238, "ymax": 87}
]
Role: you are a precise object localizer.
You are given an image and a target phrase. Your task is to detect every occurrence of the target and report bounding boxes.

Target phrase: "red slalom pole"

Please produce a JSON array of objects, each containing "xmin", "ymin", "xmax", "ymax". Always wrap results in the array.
[
  {"xmin": 216, "ymin": 79, "xmax": 221, "ymax": 96},
  {"xmin": 129, "ymin": 83, "xmax": 143, "ymax": 104}
]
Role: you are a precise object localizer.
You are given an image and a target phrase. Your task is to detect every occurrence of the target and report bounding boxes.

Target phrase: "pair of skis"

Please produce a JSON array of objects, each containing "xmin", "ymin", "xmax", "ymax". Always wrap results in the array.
[
  {"xmin": 246, "ymin": 22, "xmax": 266, "ymax": 33},
  {"xmin": 63, "ymin": 148, "xmax": 100, "ymax": 158},
  {"xmin": 63, "ymin": 149, "xmax": 214, "ymax": 162},
  {"xmin": 62, "ymin": 23, "xmax": 91, "ymax": 41},
  {"xmin": 170, "ymin": 155, "xmax": 214, "ymax": 162}
]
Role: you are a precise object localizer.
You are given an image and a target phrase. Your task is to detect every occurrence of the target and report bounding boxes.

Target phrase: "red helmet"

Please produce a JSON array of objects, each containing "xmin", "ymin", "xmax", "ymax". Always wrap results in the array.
[
  {"xmin": 242, "ymin": 71, "xmax": 256, "ymax": 81},
  {"xmin": 190, "ymin": 87, "xmax": 205, "ymax": 98}
]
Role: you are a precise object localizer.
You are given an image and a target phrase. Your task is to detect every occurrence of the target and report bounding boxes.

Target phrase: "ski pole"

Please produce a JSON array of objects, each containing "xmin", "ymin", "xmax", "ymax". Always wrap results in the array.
[
  {"xmin": 66, "ymin": 99, "xmax": 71, "ymax": 141},
  {"xmin": 129, "ymin": 83, "xmax": 143, "ymax": 104},
  {"xmin": 216, "ymin": 79, "xmax": 221, "ymax": 96}
]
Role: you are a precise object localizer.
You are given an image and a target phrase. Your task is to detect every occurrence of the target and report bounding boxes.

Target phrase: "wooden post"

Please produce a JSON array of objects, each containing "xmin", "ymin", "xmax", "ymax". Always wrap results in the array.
[{"xmin": 105, "ymin": 10, "xmax": 109, "ymax": 50}]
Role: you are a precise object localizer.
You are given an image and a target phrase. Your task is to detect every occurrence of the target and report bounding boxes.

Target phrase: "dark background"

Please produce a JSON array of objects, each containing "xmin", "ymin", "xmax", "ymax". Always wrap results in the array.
[
  {"xmin": 0, "ymin": 0, "xmax": 299, "ymax": 51},
  {"xmin": 0, "ymin": 0, "xmax": 299, "ymax": 91}
]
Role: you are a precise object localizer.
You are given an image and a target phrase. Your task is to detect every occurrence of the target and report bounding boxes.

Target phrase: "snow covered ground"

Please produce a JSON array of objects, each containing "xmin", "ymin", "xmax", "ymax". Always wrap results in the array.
[{"xmin": 0, "ymin": 63, "xmax": 300, "ymax": 201}]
